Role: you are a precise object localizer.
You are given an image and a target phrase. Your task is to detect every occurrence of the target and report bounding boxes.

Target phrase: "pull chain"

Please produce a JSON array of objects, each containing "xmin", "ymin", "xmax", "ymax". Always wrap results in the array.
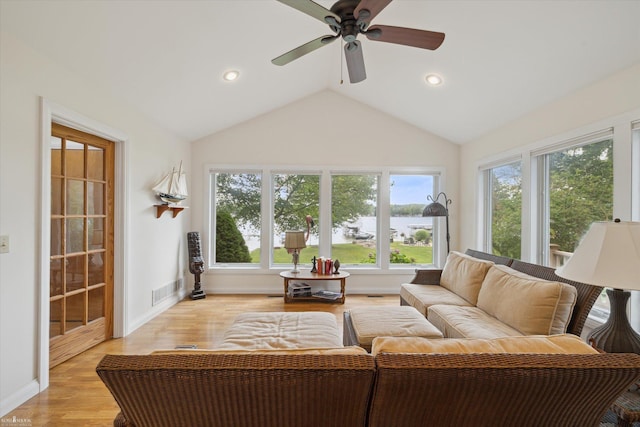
[{"xmin": 340, "ymin": 40, "xmax": 344, "ymax": 85}]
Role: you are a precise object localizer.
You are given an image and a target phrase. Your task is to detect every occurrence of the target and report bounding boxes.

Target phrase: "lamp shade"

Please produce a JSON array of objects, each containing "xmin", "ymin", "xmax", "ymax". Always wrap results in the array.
[
  {"xmin": 555, "ymin": 221, "xmax": 640, "ymax": 290},
  {"xmin": 284, "ymin": 231, "xmax": 306, "ymax": 250},
  {"xmin": 422, "ymin": 202, "xmax": 447, "ymax": 217}
]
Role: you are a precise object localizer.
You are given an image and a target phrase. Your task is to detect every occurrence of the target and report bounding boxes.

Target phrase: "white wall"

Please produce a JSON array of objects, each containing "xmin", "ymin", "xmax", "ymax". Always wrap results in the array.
[
  {"xmin": 190, "ymin": 90, "xmax": 460, "ymax": 295},
  {"xmin": 459, "ymin": 63, "xmax": 640, "ymax": 254},
  {"xmin": 0, "ymin": 31, "xmax": 191, "ymax": 415}
]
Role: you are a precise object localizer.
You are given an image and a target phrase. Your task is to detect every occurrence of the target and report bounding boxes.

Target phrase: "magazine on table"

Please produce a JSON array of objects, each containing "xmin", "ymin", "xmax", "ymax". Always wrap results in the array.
[{"xmin": 312, "ymin": 290, "xmax": 342, "ymax": 300}]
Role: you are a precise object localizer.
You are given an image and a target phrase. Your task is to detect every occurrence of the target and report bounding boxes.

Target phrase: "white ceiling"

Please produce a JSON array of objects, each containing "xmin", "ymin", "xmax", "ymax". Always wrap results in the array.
[{"xmin": 2, "ymin": 0, "xmax": 639, "ymax": 144}]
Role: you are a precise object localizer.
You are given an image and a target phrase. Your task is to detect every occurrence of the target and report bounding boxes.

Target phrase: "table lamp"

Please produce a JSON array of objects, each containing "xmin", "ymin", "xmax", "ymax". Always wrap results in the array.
[
  {"xmin": 422, "ymin": 192, "xmax": 452, "ymax": 253},
  {"xmin": 284, "ymin": 230, "xmax": 306, "ymax": 273},
  {"xmin": 555, "ymin": 219, "xmax": 640, "ymax": 353}
]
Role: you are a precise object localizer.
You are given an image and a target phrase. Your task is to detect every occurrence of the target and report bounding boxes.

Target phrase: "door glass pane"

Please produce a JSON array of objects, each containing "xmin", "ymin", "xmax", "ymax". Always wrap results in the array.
[
  {"xmin": 65, "ymin": 292, "xmax": 85, "ymax": 332},
  {"xmin": 331, "ymin": 174, "xmax": 378, "ymax": 265},
  {"xmin": 66, "ymin": 254, "xmax": 86, "ymax": 292},
  {"xmin": 67, "ymin": 179, "xmax": 85, "ymax": 215},
  {"xmin": 88, "ymin": 287, "xmax": 104, "ymax": 322},
  {"xmin": 87, "ymin": 146, "xmax": 104, "ymax": 180},
  {"xmin": 489, "ymin": 162, "xmax": 522, "ymax": 259},
  {"xmin": 51, "ymin": 136, "xmax": 62, "ymax": 175},
  {"xmin": 66, "ymin": 218, "xmax": 85, "ymax": 253},
  {"xmin": 50, "ymin": 259, "xmax": 64, "ymax": 297},
  {"xmin": 272, "ymin": 173, "xmax": 320, "ymax": 267},
  {"xmin": 66, "ymin": 140, "xmax": 85, "ymax": 178},
  {"xmin": 214, "ymin": 172, "xmax": 262, "ymax": 264},
  {"xmin": 51, "ymin": 177, "xmax": 63, "ymax": 215},
  {"xmin": 51, "ymin": 218, "xmax": 63, "ymax": 256},
  {"xmin": 50, "ymin": 299, "xmax": 62, "ymax": 338},
  {"xmin": 89, "ymin": 218, "xmax": 104, "ymax": 250},
  {"xmin": 87, "ymin": 182, "xmax": 104, "ymax": 215},
  {"xmin": 89, "ymin": 253, "xmax": 105, "ymax": 286},
  {"xmin": 389, "ymin": 174, "xmax": 434, "ymax": 265}
]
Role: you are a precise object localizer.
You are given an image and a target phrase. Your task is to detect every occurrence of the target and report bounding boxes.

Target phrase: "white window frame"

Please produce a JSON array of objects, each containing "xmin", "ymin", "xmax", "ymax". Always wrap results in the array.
[{"xmin": 205, "ymin": 165, "xmax": 446, "ymax": 272}]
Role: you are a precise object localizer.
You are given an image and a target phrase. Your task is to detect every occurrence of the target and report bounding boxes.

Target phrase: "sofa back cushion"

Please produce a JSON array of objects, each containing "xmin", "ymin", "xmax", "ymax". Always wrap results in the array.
[
  {"xmin": 371, "ymin": 334, "xmax": 598, "ymax": 355},
  {"xmin": 477, "ymin": 265, "xmax": 577, "ymax": 335},
  {"xmin": 440, "ymin": 251, "xmax": 494, "ymax": 305}
]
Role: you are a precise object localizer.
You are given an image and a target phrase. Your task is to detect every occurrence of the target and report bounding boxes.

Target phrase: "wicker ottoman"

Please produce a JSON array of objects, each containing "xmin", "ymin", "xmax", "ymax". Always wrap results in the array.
[
  {"xmin": 217, "ymin": 311, "xmax": 343, "ymax": 350},
  {"xmin": 343, "ymin": 306, "xmax": 443, "ymax": 352}
]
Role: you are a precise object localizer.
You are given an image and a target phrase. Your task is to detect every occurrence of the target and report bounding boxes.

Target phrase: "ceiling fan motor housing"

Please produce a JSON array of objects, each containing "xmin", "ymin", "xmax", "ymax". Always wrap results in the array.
[{"xmin": 330, "ymin": 0, "xmax": 363, "ymax": 42}]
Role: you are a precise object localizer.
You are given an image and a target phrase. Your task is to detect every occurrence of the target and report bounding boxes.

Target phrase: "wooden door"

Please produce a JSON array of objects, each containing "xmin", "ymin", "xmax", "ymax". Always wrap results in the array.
[{"xmin": 49, "ymin": 123, "xmax": 114, "ymax": 368}]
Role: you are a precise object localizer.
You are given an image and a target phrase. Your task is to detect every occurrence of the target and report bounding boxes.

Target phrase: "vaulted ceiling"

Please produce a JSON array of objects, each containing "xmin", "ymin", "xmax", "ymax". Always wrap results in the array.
[{"xmin": 2, "ymin": 0, "xmax": 639, "ymax": 144}]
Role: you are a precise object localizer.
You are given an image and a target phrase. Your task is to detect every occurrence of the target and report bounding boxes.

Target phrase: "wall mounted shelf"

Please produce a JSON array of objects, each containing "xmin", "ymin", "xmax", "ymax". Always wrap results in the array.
[{"xmin": 154, "ymin": 204, "xmax": 186, "ymax": 218}]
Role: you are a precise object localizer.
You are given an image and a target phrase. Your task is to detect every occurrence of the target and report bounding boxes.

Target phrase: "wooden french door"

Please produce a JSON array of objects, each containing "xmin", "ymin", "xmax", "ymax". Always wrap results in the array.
[{"xmin": 49, "ymin": 123, "xmax": 114, "ymax": 368}]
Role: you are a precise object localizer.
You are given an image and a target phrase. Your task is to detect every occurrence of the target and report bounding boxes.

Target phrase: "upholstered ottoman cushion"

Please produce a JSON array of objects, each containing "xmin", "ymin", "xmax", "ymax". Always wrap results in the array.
[
  {"xmin": 346, "ymin": 306, "xmax": 443, "ymax": 352},
  {"xmin": 217, "ymin": 312, "xmax": 342, "ymax": 350}
]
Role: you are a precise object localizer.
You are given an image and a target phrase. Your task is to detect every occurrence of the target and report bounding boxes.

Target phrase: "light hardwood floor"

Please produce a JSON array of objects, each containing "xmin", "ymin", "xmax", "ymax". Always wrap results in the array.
[{"xmin": 6, "ymin": 294, "xmax": 398, "ymax": 426}]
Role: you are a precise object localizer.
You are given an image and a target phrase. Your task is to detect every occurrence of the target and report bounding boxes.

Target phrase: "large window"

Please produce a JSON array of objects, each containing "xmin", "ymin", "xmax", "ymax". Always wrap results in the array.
[
  {"xmin": 212, "ymin": 172, "xmax": 262, "ymax": 265},
  {"xmin": 484, "ymin": 161, "xmax": 522, "ymax": 259},
  {"xmin": 389, "ymin": 174, "xmax": 435, "ymax": 265},
  {"xmin": 209, "ymin": 168, "xmax": 441, "ymax": 270},
  {"xmin": 331, "ymin": 174, "xmax": 378, "ymax": 266}
]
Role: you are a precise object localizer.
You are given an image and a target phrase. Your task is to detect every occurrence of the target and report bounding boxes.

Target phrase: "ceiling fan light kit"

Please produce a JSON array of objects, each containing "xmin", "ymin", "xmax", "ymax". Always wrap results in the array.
[{"xmin": 272, "ymin": 0, "xmax": 445, "ymax": 84}]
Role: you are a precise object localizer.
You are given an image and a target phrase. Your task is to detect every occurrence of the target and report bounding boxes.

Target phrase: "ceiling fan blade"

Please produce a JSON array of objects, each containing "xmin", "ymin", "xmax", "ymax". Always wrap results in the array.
[
  {"xmin": 365, "ymin": 25, "xmax": 445, "ymax": 50},
  {"xmin": 344, "ymin": 41, "xmax": 366, "ymax": 83},
  {"xmin": 272, "ymin": 35, "xmax": 338, "ymax": 66},
  {"xmin": 354, "ymin": 0, "xmax": 393, "ymax": 27},
  {"xmin": 275, "ymin": 0, "xmax": 341, "ymax": 26}
]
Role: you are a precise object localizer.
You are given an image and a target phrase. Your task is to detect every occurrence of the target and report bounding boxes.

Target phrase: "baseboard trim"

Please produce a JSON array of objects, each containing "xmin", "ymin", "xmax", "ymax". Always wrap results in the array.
[{"xmin": 0, "ymin": 379, "xmax": 39, "ymax": 417}]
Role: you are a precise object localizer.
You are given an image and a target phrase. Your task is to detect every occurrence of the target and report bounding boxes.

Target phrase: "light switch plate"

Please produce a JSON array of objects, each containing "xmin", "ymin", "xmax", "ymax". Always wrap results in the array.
[{"xmin": 0, "ymin": 235, "xmax": 9, "ymax": 254}]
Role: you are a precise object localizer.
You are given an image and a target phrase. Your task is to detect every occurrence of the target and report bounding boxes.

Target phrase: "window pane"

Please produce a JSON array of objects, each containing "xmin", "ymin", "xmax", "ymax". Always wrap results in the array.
[
  {"xmin": 489, "ymin": 162, "xmax": 522, "ymax": 259},
  {"xmin": 272, "ymin": 173, "xmax": 320, "ymax": 266},
  {"xmin": 390, "ymin": 174, "xmax": 434, "ymax": 265},
  {"xmin": 546, "ymin": 138, "xmax": 613, "ymax": 321},
  {"xmin": 548, "ymin": 139, "xmax": 613, "ymax": 253},
  {"xmin": 331, "ymin": 174, "xmax": 377, "ymax": 265},
  {"xmin": 214, "ymin": 172, "xmax": 261, "ymax": 264}
]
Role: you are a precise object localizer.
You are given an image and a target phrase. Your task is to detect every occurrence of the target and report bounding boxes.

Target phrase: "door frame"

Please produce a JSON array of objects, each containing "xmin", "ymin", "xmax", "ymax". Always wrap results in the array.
[{"xmin": 39, "ymin": 98, "xmax": 129, "ymax": 391}]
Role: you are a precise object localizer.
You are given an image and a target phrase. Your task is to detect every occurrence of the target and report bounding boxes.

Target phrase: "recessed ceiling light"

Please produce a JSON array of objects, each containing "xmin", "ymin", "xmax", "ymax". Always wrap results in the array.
[
  {"xmin": 223, "ymin": 70, "xmax": 240, "ymax": 82},
  {"xmin": 425, "ymin": 73, "xmax": 443, "ymax": 86}
]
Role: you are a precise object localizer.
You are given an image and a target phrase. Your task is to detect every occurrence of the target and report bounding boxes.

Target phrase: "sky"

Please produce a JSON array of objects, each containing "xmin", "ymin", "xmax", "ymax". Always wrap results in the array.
[{"xmin": 390, "ymin": 174, "xmax": 434, "ymax": 205}]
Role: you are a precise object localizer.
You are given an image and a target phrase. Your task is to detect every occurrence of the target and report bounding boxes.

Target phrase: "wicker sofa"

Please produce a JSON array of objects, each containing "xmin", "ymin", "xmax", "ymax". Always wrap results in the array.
[
  {"xmin": 96, "ymin": 336, "xmax": 640, "ymax": 427},
  {"xmin": 397, "ymin": 249, "xmax": 603, "ymax": 339}
]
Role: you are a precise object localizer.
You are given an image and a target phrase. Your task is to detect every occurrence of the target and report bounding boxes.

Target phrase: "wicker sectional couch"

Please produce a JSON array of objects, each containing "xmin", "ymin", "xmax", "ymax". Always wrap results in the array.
[
  {"xmin": 399, "ymin": 249, "xmax": 603, "ymax": 339},
  {"xmin": 96, "ymin": 335, "xmax": 640, "ymax": 427}
]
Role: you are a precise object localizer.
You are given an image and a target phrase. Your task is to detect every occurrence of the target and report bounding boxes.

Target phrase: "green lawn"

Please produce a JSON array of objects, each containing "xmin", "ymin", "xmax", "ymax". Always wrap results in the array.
[{"xmin": 251, "ymin": 242, "xmax": 432, "ymax": 264}]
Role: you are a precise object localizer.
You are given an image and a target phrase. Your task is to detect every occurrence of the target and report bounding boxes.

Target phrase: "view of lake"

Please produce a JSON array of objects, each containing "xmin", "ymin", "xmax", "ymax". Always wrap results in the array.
[{"xmin": 243, "ymin": 216, "xmax": 434, "ymax": 251}]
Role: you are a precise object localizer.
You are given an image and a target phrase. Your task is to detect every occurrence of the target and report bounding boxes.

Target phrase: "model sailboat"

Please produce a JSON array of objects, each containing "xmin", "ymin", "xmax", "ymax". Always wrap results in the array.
[{"xmin": 152, "ymin": 162, "xmax": 188, "ymax": 205}]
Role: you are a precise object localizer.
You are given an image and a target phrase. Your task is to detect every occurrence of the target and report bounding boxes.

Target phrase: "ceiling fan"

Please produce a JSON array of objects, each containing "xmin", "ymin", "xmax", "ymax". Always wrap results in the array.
[{"xmin": 271, "ymin": 0, "xmax": 445, "ymax": 83}]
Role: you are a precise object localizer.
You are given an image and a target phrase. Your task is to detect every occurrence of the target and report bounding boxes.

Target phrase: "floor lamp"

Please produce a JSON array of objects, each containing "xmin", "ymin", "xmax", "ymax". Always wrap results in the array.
[
  {"xmin": 422, "ymin": 192, "xmax": 452, "ymax": 254},
  {"xmin": 556, "ymin": 219, "xmax": 640, "ymax": 353}
]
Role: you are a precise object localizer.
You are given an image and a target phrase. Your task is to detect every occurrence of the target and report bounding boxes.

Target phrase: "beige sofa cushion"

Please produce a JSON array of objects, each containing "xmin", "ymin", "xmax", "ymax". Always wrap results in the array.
[
  {"xmin": 428, "ymin": 305, "xmax": 523, "ymax": 339},
  {"xmin": 370, "ymin": 334, "xmax": 598, "ymax": 356},
  {"xmin": 153, "ymin": 346, "xmax": 369, "ymax": 355},
  {"xmin": 476, "ymin": 265, "xmax": 577, "ymax": 335},
  {"xmin": 439, "ymin": 251, "xmax": 494, "ymax": 305},
  {"xmin": 348, "ymin": 306, "xmax": 443, "ymax": 349},
  {"xmin": 217, "ymin": 312, "xmax": 342, "ymax": 350},
  {"xmin": 399, "ymin": 283, "xmax": 472, "ymax": 316}
]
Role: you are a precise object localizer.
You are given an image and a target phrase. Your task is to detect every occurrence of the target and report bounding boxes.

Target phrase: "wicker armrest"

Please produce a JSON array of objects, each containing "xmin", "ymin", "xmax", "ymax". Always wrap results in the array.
[{"xmin": 409, "ymin": 269, "xmax": 443, "ymax": 285}]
